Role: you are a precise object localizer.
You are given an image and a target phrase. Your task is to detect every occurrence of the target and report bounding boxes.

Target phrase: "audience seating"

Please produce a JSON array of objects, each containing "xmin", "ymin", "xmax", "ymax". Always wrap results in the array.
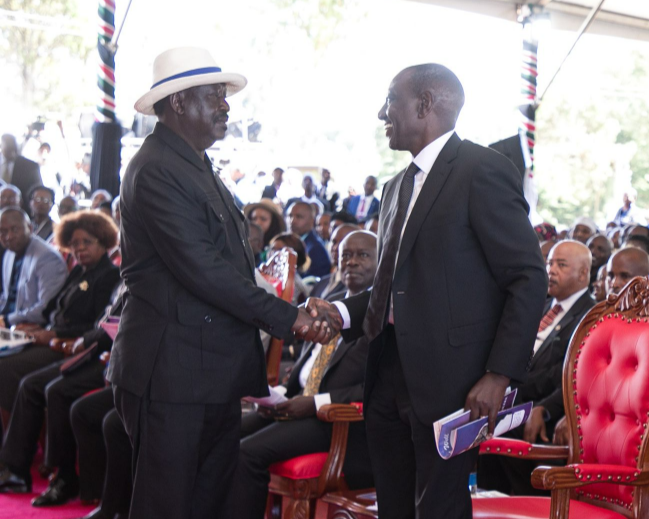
[
  {"xmin": 260, "ymin": 248, "xmax": 297, "ymax": 386},
  {"xmin": 266, "ymin": 403, "xmax": 363, "ymax": 519},
  {"xmin": 474, "ymin": 275, "xmax": 649, "ymax": 519}
]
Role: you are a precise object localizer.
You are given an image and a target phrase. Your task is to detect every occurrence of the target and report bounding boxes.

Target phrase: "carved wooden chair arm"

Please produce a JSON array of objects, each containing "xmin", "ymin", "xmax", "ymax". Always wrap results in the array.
[
  {"xmin": 479, "ymin": 438, "xmax": 569, "ymax": 460},
  {"xmin": 49, "ymin": 337, "xmax": 79, "ymax": 355},
  {"xmin": 531, "ymin": 464, "xmax": 649, "ymax": 490},
  {"xmin": 316, "ymin": 403, "xmax": 364, "ymax": 496},
  {"xmin": 317, "ymin": 403, "xmax": 364, "ymax": 423}
]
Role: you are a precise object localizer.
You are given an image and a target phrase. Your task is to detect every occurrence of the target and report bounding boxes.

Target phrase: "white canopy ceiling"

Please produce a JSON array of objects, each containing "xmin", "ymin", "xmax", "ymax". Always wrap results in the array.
[{"xmin": 410, "ymin": 0, "xmax": 649, "ymax": 41}]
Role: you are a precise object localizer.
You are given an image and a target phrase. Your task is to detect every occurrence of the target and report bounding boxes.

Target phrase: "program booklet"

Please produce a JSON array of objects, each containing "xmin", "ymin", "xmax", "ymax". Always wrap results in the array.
[
  {"xmin": 242, "ymin": 385, "xmax": 288, "ymax": 408},
  {"xmin": 0, "ymin": 327, "xmax": 33, "ymax": 352},
  {"xmin": 433, "ymin": 388, "xmax": 532, "ymax": 460}
]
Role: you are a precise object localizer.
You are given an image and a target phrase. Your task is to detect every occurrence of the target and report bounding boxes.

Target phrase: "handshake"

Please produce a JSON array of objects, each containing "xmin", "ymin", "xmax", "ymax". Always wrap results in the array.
[{"xmin": 290, "ymin": 298, "xmax": 344, "ymax": 343}]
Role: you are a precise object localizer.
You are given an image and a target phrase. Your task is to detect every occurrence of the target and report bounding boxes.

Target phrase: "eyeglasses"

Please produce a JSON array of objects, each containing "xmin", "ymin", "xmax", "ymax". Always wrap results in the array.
[
  {"xmin": 31, "ymin": 196, "xmax": 52, "ymax": 204},
  {"xmin": 69, "ymin": 238, "xmax": 99, "ymax": 249}
]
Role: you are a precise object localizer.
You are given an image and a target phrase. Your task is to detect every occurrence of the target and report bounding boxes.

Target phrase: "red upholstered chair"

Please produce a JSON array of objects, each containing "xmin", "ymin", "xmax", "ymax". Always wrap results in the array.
[
  {"xmin": 266, "ymin": 403, "xmax": 363, "ymax": 519},
  {"xmin": 259, "ymin": 248, "xmax": 297, "ymax": 386},
  {"xmin": 474, "ymin": 276, "xmax": 649, "ymax": 519}
]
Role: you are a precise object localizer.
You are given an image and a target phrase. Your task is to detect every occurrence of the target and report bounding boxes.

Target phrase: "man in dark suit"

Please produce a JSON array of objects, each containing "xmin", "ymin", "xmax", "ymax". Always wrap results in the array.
[
  {"xmin": 310, "ymin": 223, "xmax": 359, "ymax": 299},
  {"xmin": 106, "ymin": 47, "xmax": 327, "ymax": 519},
  {"xmin": 287, "ymin": 201, "xmax": 331, "ymax": 277},
  {"xmin": 261, "ymin": 167, "xmax": 284, "ymax": 200},
  {"xmin": 307, "ymin": 64, "xmax": 547, "ymax": 519},
  {"xmin": 478, "ymin": 240, "xmax": 594, "ymax": 495},
  {"xmin": 0, "ymin": 134, "xmax": 42, "ymax": 209},
  {"xmin": 342, "ymin": 175, "xmax": 380, "ymax": 222},
  {"xmin": 234, "ymin": 230, "xmax": 377, "ymax": 519}
]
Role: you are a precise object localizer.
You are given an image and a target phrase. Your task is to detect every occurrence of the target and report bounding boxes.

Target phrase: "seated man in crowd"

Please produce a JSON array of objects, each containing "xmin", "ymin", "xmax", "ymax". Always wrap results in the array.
[
  {"xmin": 478, "ymin": 240, "xmax": 594, "ymax": 495},
  {"xmin": 342, "ymin": 175, "xmax": 379, "ymax": 223},
  {"xmin": 310, "ymin": 223, "xmax": 360, "ymax": 299},
  {"xmin": 552, "ymin": 246, "xmax": 649, "ymax": 446},
  {"xmin": 287, "ymin": 201, "xmax": 331, "ymax": 278},
  {"xmin": 28, "ymin": 185, "xmax": 55, "ymax": 241},
  {"xmin": 58, "ymin": 195, "xmax": 78, "ymax": 218},
  {"xmin": 0, "ymin": 184, "xmax": 21, "ymax": 209},
  {"xmin": 624, "ymin": 234, "xmax": 649, "ymax": 255},
  {"xmin": 569, "ymin": 216, "xmax": 597, "ymax": 244},
  {"xmin": 232, "ymin": 230, "xmax": 377, "ymax": 519},
  {"xmin": 586, "ymin": 234, "xmax": 612, "ymax": 286},
  {"xmin": 285, "ymin": 174, "xmax": 325, "ymax": 216},
  {"xmin": 0, "ymin": 207, "xmax": 67, "ymax": 329},
  {"xmin": 0, "ymin": 282, "xmax": 125, "ymax": 506},
  {"xmin": 315, "ymin": 211, "xmax": 332, "ymax": 243}
]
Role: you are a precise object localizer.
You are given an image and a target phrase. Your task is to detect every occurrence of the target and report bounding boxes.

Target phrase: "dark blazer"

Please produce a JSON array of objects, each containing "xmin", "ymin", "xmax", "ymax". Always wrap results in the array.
[
  {"xmin": 342, "ymin": 133, "xmax": 548, "ymax": 425},
  {"xmin": 34, "ymin": 218, "xmax": 54, "ymax": 242},
  {"xmin": 302, "ymin": 229, "xmax": 331, "ymax": 278},
  {"xmin": 261, "ymin": 184, "xmax": 278, "ymax": 200},
  {"xmin": 11, "ymin": 156, "xmax": 42, "ymax": 209},
  {"xmin": 42, "ymin": 253, "xmax": 120, "ymax": 338},
  {"xmin": 344, "ymin": 195, "xmax": 379, "ymax": 221},
  {"xmin": 518, "ymin": 291, "xmax": 595, "ymax": 423},
  {"xmin": 107, "ymin": 123, "xmax": 298, "ymax": 404},
  {"xmin": 310, "ymin": 274, "xmax": 344, "ymax": 300},
  {"xmin": 286, "ymin": 335, "xmax": 369, "ymax": 404}
]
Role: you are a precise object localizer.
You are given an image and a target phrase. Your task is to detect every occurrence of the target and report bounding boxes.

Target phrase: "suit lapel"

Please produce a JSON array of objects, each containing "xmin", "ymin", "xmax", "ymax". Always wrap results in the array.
[
  {"xmin": 323, "ymin": 337, "xmax": 352, "ymax": 377},
  {"xmin": 395, "ymin": 133, "xmax": 460, "ymax": 274}
]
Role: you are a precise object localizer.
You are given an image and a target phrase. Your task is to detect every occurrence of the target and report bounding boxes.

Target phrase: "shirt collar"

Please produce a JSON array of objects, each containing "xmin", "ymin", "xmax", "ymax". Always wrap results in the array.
[
  {"xmin": 552, "ymin": 287, "xmax": 589, "ymax": 313},
  {"xmin": 412, "ymin": 130, "xmax": 455, "ymax": 175}
]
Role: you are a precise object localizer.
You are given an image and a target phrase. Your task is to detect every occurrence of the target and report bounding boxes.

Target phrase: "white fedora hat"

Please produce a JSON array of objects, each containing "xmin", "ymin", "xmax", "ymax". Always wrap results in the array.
[{"xmin": 135, "ymin": 47, "xmax": 247, "ymax": 116}]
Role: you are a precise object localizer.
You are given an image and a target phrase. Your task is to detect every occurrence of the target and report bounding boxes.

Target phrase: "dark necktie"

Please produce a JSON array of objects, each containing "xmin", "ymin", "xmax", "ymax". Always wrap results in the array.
[{"xmin": 363, "ymin": 162, "xmax": 419, "ymax": 340}]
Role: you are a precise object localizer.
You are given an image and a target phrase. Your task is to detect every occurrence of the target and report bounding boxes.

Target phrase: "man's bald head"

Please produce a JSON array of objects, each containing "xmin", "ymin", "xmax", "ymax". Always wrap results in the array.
[
  {"xmin": 546, "ymin": 240, "xmax": 591, "ymax": 301},
  {"xmin": 606, "ymin": 248, "xmax": 649, "ymax": 296},
  {"xmin": 0, "ymin": 207, "xmax": 31, "ymax": 253},
  {"xmin": 404, "ymin": 63, "xmax": 465, "ymax": 128},
  {"xmin": 339, "ymin": 231, "xmax": 378, "ymax": 295}
]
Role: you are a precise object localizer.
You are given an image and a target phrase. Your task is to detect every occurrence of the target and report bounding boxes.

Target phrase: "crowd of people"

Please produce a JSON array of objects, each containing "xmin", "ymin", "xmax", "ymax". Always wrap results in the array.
[{"xmin": 1, "ymin": 49, "xmax": 648, "ymax": 519}]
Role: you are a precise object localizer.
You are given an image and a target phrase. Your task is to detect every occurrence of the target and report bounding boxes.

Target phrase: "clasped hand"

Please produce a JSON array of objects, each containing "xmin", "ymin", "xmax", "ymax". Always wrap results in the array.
[{"xmin": 291, "ymin": 297, "xmax": 343, "ymax": 343}]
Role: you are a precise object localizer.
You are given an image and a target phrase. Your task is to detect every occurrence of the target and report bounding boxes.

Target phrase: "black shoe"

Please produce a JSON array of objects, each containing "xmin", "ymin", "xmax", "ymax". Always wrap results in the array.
[
  {"xmin": 0, "ymin": 465, "xmax": 31, "ymax": 493},
  {"xmin": 74, "ymin": 507, "xmax": 112, "ymax": 519},
  {"xmin": 31, "ymin": 475, "xmax": 79, "ymax": 507}
]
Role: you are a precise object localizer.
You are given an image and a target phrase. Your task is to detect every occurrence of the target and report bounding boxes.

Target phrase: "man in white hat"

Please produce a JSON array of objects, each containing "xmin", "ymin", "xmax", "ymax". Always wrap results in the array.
[{"xmin": 107, "ymin": 47, "xmax": 330, "ymax": 519}]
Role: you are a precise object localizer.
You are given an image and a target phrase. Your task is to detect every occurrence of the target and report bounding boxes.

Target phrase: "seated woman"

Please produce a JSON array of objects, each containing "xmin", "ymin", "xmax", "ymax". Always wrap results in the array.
[
  {"xmin": 244, "ymin": 199, "xmax": 285, "ymax": 258},
  {"xmin": 0, "ymin": 210, "xmax": 120, "ymax": 423},
  {"xmin": 268, "ymin": 232, "xmax": 310, "ymax": 305}
]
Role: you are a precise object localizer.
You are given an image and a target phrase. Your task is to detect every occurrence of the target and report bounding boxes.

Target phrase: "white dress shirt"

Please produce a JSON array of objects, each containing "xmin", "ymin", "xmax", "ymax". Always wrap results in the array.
[
  {"xmin": 533, "ymin": 287, "xmax": 588, "ymax": 354},
  {"xmin": 334, "ymin": 130, "xmax": 455, "ymax": 329}
]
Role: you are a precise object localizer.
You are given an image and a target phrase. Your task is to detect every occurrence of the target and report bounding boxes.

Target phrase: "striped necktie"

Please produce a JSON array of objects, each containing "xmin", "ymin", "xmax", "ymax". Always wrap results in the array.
[
  {"xmin": 538, "ymin": 304, "xmax": 563, "ymax": 333},
  {"xmin": 303, "ymin": 334, "xmax": 341, "ymax": 396}
]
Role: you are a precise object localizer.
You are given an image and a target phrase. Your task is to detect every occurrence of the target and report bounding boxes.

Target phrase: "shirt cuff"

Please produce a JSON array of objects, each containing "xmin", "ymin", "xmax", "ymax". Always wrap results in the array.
[
  {"xmin": 314, "ymin": 393, "xmax": 332, "ymax": 411},
  {"xmin": 332, "ymin": 301, "xmax": 351, "ymax": 330}
]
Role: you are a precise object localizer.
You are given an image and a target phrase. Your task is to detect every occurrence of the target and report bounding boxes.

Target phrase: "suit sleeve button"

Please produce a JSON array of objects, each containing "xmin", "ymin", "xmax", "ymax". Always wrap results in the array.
[{"xmin": 204, "ymin": 315, "xmax": 212, "ymax": 323}]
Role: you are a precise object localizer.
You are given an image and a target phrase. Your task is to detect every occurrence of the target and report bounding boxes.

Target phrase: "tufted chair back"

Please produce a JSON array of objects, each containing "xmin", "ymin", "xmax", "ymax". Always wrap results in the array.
[{"xmin": 565, "ymin": 277, "xmax": 649, "ymax": 517}]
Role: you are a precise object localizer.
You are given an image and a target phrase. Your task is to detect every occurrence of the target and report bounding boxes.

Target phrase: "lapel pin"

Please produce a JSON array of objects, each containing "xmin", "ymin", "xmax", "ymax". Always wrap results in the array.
[{"xmin": 79, "ymin": 281, "xmax": 89, "ymax": 292}]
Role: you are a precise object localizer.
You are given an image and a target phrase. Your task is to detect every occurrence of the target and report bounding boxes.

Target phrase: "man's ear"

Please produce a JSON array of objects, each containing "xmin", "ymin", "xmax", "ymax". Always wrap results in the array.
[
  {"xmin": 169, "ymin": 92, "xmax": 185, "ymax": 115},
  {"xmin": 418, "ymin": 91, "xmax": 434, "ymax": 118}
]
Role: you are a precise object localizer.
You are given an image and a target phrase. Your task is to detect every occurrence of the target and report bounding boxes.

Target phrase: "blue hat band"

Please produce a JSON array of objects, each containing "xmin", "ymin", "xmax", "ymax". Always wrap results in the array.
[{"xmin": 151, "ymin": 66, "xmax": 223, "ymax": 89}]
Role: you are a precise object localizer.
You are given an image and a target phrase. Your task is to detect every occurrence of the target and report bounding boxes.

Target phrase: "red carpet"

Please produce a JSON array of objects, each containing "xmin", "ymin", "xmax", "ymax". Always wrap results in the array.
[{"xmin": 0, "ymin": 455, "xmax": 95, "ymax": 519}]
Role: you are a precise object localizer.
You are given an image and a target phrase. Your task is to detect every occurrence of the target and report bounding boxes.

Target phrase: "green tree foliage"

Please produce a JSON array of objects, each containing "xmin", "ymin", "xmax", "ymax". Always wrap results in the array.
[
  {"xmin": 0, "ymin": 0, "xmax": 93, "ymax": 115},
  {"xmin": 534, "ymin": 50, "xmax": 649, "ymax": 227}
]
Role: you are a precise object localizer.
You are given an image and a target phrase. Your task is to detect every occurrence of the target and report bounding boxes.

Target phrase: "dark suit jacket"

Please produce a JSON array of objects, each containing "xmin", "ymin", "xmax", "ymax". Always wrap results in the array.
[
  {"xmin": 42, "ymin": 253, "xmax": 120, "ymax": 338},
  {"xmin": 107, "ymin": 123, "xmax": 298, "ymax": 404},
  {"xmin": 34, "ymin": 218, "xmax": 54, "ymax": 242},
  {"xmin": 302, "ymin": 229, "xmax": 331, "ymax": 278},
  {"xmin": 310, "ymin": 274, "xmax": 344, "ymax": 300},
  {"xmin": 261, "ymin": 184, "xmax": 278, "ymax": 200},
  {"xmin": 342, "ymin": 133, "xmax": 548, "ymax": 425},
  {"xmin": 286, "ymin": 335, "xmax": 369, "ymax": 404},
  {"xmin": 517, "ymin": 291, "xmax": 595, "ymax": 423},
  {"xmin": 343, "ymin": 195, "xmax": 379, "ymax": 221},
  {"xmin": 11, "ymin": 156, "xmax": 42, "ymax": 209}
]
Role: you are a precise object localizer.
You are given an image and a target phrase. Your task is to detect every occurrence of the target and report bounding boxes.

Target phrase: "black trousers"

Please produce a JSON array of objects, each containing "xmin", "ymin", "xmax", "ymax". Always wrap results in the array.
[
  {"xmin": 365, "ymin": 327, "xmax": 478, "ymax": 519},
  {"xmin": 0, "ymin": 345, "xmax": 64, "ymax": 411},
  {"xmin": 114, "ymin": 385, "xmax": 241, "ymax": 519},
  {"xmin": 70, "ymin": 386, "xmax": 113, "ymax": 501},
  {"xmin": 0, "ymin": 358, "xmax": 104, "ymax": 480}
]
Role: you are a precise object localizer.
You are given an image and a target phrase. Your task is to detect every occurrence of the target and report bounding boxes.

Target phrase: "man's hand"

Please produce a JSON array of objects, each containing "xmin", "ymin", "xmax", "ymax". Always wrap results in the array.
[
  {"xmin": 553, "ymin": 416, "xmax": 570, "ymax": 446},
  {"xmin": 274, "ymin": 396, "xmax": 317, "ymax": 420},
  {"xmin": 523, "ymin": 406, "xmax": 549, "ymax": 443},
  {"xmin": 305, "ymin": 297, "xmax": 343, "ymax": 335},
  {"xmin": 70, "ymin": 338, "xmax": 85, "ymax": 355},
  {"xmin": 464, "ymin": 372, "xmax": 511, "ymax": 439},
  {"xmin": 291, "ymin": 307, "xmax": 332, "ymax": 343}
]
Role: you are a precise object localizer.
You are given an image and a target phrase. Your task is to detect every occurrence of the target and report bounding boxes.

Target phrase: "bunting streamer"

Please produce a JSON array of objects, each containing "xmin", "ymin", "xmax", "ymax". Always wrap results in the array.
[
  {"xmin": 519, "ymin": 37, "xmax": 538, "ymax": 169},
  {"xmin": 96, "ymin": 0, "xmax": 116, "ymax": 123}
]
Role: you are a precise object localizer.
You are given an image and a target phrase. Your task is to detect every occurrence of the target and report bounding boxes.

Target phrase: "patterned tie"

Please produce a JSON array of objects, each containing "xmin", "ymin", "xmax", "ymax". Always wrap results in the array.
[
  {"xmin": 538, "ymin": 304, "xmax": 563, "ymax": 333},
  {"xmin": 363, "ymin": 162, "xmax": 419, "ymax": 341},
  {"xmin": 303, "ymin": 334, "xmax": 341, "ymax": 396}
]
